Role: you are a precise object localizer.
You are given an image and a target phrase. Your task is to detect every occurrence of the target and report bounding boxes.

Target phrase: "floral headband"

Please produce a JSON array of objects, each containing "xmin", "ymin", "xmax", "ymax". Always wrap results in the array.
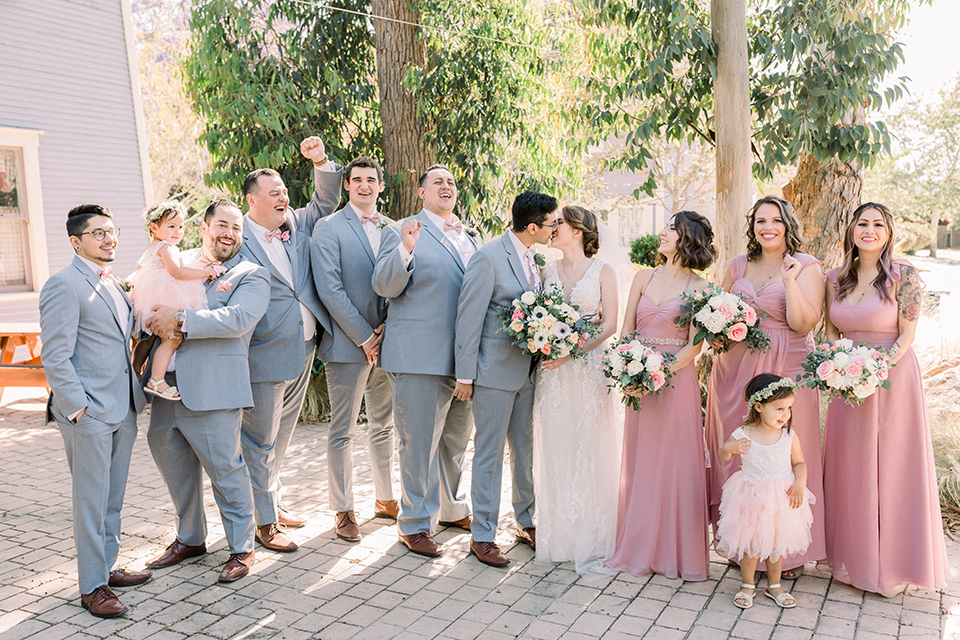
[
  {"xmin": 747, "ymin": 377, "xmax": 797, "ymax": 409},
  {"xmin": 143, "ymin": 201, "xmax": 187, "ymax": 232}
]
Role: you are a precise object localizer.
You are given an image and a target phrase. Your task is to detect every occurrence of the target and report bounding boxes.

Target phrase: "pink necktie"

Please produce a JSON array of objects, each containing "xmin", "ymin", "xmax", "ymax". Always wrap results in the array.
[
  {"xmin": 524, "ymin": 250, "xmax": 542, "ymax": 290},
  {"xmin": 266, "ymin": 228, "xmax": 290, "ymax": 243},
  {"xmin": 360, "ymin": 212, "xmax": 381, "ymax": 225},
  {"xmin": 444, "ymin": 218, "xmax": 463, "ymax": 234},
  {"xmin": 99, "ymin": 266, "xmax": 113, "ymax": 280}
]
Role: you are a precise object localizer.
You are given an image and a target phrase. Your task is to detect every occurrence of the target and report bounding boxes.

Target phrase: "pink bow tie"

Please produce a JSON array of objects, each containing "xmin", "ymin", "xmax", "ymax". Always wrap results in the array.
[
  {"xmin": 360, "ymin": 212, "xmax": 381, "ymax": 225},
  {"xmin": 99, "ymin": 266, "xmax": 113, "ymax": 280},
  {"xmin": 266, "ymin": 228, "xmax": 290, "ymax": 243},
  {"xmin": 444, "ymin": 218, "xmax": 463, "ymax": 234}
]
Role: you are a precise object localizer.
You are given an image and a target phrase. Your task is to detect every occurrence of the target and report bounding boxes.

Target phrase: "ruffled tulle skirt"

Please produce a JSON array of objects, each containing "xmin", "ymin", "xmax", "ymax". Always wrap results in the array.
[
  {"xmin": 128, "ymin": 267, "xmax": 207, "ymax": 334},
  {"xmin": 716, "ymin": 471, "xmax": 814, "ymax": 562}
]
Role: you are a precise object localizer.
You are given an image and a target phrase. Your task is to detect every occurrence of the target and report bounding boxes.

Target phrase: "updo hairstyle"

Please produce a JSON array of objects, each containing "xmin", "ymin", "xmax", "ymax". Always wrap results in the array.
[{"xmin": 561, "ymin": 205, "xmax": 600, "ymax": 258}]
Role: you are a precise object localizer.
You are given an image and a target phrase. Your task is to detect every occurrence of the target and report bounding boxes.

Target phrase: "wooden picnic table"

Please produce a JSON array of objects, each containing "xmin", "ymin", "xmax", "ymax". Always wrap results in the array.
[{"xmin": 0, "ymin": 321, "xmax": 48, "ymax": 403}]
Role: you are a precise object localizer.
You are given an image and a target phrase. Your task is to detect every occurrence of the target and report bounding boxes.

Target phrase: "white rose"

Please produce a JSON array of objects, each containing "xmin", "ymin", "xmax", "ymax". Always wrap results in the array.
[
  {"xmin": 626, "ymin": 359, "xmax": 643, "ymax": 376},
  {"xmin": 704, "ymin": 312, "xmax": 727, "ymax": 334},
  {"xmin": 836, "ymin": 338, "xmax": 854, "ymax": 350},
  {"xmin": 645, "ymin": 353, "xmax": 664, "ymax": 371},
  {"xmin": 607, "ymin": 353, "xmax": 624, "ymax": 373},
  {"xmin": 708, "ymin": 295, "xmax": 724, "ymax": 309},
  {"xmin": 827, "ymin": 373, "xmax": 846, "ymax": 389},
  {"xmin": 852, "ymin": 382, "xmax": 875, "ymax": 399},
  {"xmin": 520, "ymin": 291, "xmax": 536, "ymax": 305},
  {"xmin": 832, "ymin": 352, "xmax": 850, "ymax": 368}
]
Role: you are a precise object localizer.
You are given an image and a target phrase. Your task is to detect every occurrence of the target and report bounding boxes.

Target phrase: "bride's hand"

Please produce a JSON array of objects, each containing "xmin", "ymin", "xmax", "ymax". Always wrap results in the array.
[{"xmin": 542, "ymin": 356, "xmax": 571, "ymax": 370}]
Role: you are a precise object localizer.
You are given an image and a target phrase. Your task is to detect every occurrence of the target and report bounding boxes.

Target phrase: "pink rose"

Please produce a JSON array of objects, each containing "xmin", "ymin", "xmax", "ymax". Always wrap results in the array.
[
  {"xmin": 512, "ymin": 308, "xmax": 524, "ymax": 321},
  {"xmin": 717, "ymin": 303, "xmax": 735, "ymax": 319},
  {"xmin": 541, "ymin": 343, "xmax": 552, "ymax": 356},
  {"xmin": 845, "ymin": 363, "xmax": 863, "ymax": 377},
  {"xmin": 216, "ymin": 281, "xmax": 232, "ymax": 292},
  {"xmin": 650, "ymin": 370, "xmax": 666, "ymax": 390},
  {"xmin": 726, "ymin": 322, "xmax": 748, "ymax": 342},
  {"xmin": 743, "ymin": 307, "xmax": 758, "ymax": 326},
  {"xmin": 851, "ymin": 355, "xmax": 867, "ymax": 368},
  {"xmin": 618, "ymin": 344, "xmax": 632, "ymax": 353},
  {"xmin": 816, "ymin": 360, "xmax": 835, "ymax": 379}
]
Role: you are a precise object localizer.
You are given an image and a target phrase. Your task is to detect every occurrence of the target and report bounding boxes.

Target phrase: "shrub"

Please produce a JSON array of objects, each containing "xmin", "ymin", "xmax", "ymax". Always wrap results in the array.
[{"xmin": 630, "ymin": 234, "xmax": 661, "ymax": 267}]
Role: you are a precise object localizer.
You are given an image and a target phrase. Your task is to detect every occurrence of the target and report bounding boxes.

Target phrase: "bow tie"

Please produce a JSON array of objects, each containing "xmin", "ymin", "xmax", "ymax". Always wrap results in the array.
[
  {"xmin": 360, "ymin": 212, "xmax": 381, "ymax": 225},
  {"xmin": 266, "ymin": 228, "xmax": 290, "ymax": 243},
  {"xmin": 99, "ymin": 266, "xmax": 113, "ymax": 280},
  {"xmin": 443, "ymin": 218, "xmax": 463, "ymax": 234}
]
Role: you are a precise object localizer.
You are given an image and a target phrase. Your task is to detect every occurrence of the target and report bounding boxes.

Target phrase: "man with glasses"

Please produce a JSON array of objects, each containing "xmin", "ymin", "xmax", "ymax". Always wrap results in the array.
[{"xmin": 39, "ymin": 204, "xmax": 147, "ymax": 617}]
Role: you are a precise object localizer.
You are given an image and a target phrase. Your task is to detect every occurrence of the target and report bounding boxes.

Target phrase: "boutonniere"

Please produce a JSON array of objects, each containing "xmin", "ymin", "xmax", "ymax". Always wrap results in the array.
[
  {"xmin": 533, "ymin": 252, "xmax": 546, "ymax": 268},
  {"xmin": 464, "ymin": 226, "xmax": 479, "ymax": 238},
  {"xmin": 115, "ymin": 277, "xmax": 133, "ymax": 292}
]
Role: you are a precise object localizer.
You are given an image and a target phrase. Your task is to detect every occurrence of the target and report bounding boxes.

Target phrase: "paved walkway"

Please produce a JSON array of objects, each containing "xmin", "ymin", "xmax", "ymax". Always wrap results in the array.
[{"xmin": 0, "ymin": 389, "xmax": 958, "ymax": 640}]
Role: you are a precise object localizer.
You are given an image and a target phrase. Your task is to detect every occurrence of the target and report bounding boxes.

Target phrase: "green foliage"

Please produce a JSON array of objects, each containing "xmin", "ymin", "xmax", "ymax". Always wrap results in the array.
[{"xmin": 629, "ymin": 234, "xmax": 661, "ymax": 266}]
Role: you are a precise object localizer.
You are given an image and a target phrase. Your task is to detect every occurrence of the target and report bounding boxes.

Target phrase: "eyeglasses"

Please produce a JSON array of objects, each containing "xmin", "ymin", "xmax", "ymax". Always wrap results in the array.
[
  {"xmin": 542, "ymin": 219, "xmax": 565, "ymax": 229},
  {"xmin": 79, "ymin": 228, "xmax": 121, "ymax": 241}
]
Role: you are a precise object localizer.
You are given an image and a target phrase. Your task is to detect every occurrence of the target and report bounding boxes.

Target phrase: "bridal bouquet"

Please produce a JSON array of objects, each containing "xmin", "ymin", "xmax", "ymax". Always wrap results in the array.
[
  {"xmin": 600, "ymin": 335, "xmax": 677, "ymax": 411},
  {"xmin": 498, "ymin": 284, "xmax": 595, "ymax": 360},
  {"xmin": 676, "ymin": 284, "xmax": 770, "ymax": 354},
  {"xmin": 797, "ymin": 339, "xmax": 893, "ymax": 406}
]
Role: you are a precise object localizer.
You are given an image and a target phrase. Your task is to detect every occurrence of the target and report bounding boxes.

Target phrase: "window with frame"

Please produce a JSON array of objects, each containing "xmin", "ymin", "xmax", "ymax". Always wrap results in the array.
[{"xmin": 0, "ymin": 147, "xmax": 31, "ymax": 291}]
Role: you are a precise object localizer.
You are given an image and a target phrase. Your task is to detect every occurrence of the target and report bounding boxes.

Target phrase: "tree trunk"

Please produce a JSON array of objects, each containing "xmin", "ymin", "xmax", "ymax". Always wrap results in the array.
[
  {"xmin": 711, "ymin": 0, "xmax": 752, "ymax": 272},
  {"xmin": 783, "ymin": 154, "xmax": 862, "ymax": 269},
  {"xmin": 372, "ymin": 0, "xmax": 434, "ymax": 219},
  {"xmin": 928, "ymin": 204, "xmax": 941, "ymax": 258}
]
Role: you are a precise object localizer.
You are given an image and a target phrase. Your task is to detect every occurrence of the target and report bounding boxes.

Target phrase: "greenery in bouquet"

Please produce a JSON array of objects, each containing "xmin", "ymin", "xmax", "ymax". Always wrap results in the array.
[
  {"xmin": 600, "ymin": 334, "xmax": 677, "ymax": 411},
  {"xmin": 676, "ymin": 284, "xmax": 770, "ymax": 354},
  {"xmin": 497, "ymin": 284, "xmax": 596, "ymax": 360},
  {"xmin": 797, "ymin": 339, "xmax": 893, "ymax": 406}
]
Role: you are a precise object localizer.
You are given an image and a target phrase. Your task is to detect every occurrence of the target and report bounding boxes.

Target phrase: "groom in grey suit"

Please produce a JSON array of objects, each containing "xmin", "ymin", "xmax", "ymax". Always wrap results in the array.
[
  {"xmin": 40, "ymin": 204, "xmax": 148, "ymax": 617},
  {"xmin": 312, "ymin": 156, "xmax": 397, "ymax": 543},
  {"xmin": 454, "ymin": 191, "xmax": 558, "ymax": 567},
  {"xmin": 144, "ymin": 199, "xmax": 270, "ymax": 584},
  {"xmin": 373, "ymin": 165, "xmax": 480, "ymax": 557}
]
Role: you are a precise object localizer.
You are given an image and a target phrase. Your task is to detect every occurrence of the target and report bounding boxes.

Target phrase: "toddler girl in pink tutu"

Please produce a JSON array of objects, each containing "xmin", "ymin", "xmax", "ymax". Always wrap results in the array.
[
  {"xmin": 129, "ymin": 201, "xmax": 223, "ymax": 400},
  {"xmin": 716, "ymin": 373, "xmax": 814, "ymax": 610}
]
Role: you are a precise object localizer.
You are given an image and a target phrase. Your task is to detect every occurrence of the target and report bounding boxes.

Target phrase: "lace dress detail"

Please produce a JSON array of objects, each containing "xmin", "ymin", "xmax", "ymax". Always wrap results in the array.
[{"xmin": 533, "ymin": 259, "xmax": 622, "ymax": 577}]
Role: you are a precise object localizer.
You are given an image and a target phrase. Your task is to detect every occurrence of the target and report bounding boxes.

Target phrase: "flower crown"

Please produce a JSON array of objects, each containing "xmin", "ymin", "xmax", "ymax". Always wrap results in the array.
[
  {"xmin": 747, "ymin": 377, "xmax": 797, "ymax": 409},
  {"xmin": 143, "ymin": 200, "xmax": 187, "ymax": 232}
]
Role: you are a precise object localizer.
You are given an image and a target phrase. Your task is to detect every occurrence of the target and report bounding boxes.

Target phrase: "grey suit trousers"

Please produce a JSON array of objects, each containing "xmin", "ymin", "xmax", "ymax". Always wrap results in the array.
[
  {"xmin": 469, "ymin": 382, "xmax": 537, "ymax": 542},
  {"xmin": 387, "ymin": 372, "xmax": 473, "ymax": 535},
  {"xmin": 242, "ymin": 339, "xmax": 314, "ymax": 524},
  {"xmin": 148, "ymin": 374, "xmax": 255, "ymax": 554},
  {"xmin": 52, "ymin": 404, "xmax": 137, "ymax": 594},
  {"xmin": 325, "ymin": 361, "xmax": 395, "ymax": 511}
]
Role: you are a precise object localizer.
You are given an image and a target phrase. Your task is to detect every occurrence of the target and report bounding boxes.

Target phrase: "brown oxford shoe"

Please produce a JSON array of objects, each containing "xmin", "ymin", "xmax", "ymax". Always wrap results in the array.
[
  {"xmin": 438, "ymin": 515, "xmax": 472, "ymax": 531},
  {"xmin": 374, "ymin": 499, "xmax": 400, "ymax": 520},
  {"xmin": 218, "ymin": 551, "xmax": 254, "ymax": 583},
  {"xmin": 256, "ymin": 523, "xmax": 298, "ymax": 552},
  {"xmin": 277, "ymin": 505, "xmax": 306, "ymax": 529},
  {"xmin": 81, "ymin": 585, "xmax": 127, "ymax": 618},
  {"xmin": 145, "ymin": 540, "xmax": 206, "ymax": 569},
  {"xmin": 516, "ymin": 527, "xmax": 536, "ymax": 550},
  {"xmin": 470, "ymin": 539, "xmax": 510, "ymax": 567},
  {"xmin": 398, "ymin": 532, "xmax": 442, "ymax": 557},
  {"xmin": 108, "ymin": 568, "xmax": 152, "ymax": 588},
  {"xmin": 335, "ymin": 511, "xmax": 362, "ymax": 542}
]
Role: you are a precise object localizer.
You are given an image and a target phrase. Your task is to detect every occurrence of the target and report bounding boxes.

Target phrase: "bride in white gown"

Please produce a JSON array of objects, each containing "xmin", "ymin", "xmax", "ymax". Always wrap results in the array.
[{"xmin": 533, "ymin": 204, "xmax": 624, "ymax": 577}]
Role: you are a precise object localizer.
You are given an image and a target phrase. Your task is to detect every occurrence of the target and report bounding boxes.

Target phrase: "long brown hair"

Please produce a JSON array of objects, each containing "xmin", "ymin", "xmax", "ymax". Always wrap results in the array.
[
  {"xmin": 835, "ymin": 202, "xmax": 897, "ymax": 302},
  {"xmin": 745, "ymin": 195, "xmax": 804, "ymax": 260}
]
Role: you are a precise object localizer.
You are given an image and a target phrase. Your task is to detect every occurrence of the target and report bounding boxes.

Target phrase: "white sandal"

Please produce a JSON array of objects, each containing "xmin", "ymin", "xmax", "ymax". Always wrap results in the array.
[
  {"xmin": 144, "ymin": 379, "xmax": 181, "ymax": 401},
  {"xmin": 734, "ymin": 583, "xmax": 755, "ymax": 609},
  {"xmin": 764, "ymin": 583, "xmax": 797, "ymax": 608}
]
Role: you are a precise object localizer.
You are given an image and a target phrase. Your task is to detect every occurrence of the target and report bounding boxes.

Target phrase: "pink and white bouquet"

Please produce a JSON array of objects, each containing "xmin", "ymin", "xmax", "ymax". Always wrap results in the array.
[
  {"xmin": 676, "ymin": 284, "xmax": 770, "ymax": 354},
  {"xmin": 498, "ymin": 285, "xmax": 595, "ymax": 360},
  {"xmin": 600, "ymin": 335, "xmax": 677, "ymax": 411},
  {"xmin": 797, "ymin": 339, "xmax": 893, "ymax": 406}
]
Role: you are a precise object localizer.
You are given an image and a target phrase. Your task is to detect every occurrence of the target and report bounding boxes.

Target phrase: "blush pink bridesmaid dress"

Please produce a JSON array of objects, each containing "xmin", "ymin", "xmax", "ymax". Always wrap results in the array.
[
  {"xmin": 607, "ymin": 270, "xmax": 710, "ymax": 581},
  {"xmin": 704, "ymin": 253, "xmax": 826, "ymax": 571},
  {"xmin": 821, "ymin": 262, "xmax": 947, "ymax": 593}
]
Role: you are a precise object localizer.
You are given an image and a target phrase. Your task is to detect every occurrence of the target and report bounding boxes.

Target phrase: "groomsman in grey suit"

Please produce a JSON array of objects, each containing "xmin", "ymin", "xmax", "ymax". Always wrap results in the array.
[
  {"xmin": 144, "ymin": 199, "xmax": 270, "ymax": 583},
  {"xmin": 311, "ymin": 156, "xmax": 397, "ymax": 542},
  {"xmin": 373, "ymin": 165, "xmax": 480, "ymax": 557},
  {"xmin": 39, "ymin": 204, "xmax": 148, "ymax": 617},
  {"xmin": 454, "ymin": 191, "xmax": 558, "ymax": 567},
  {"xmin": 237, "ymin": 137, "xmax": 340, "ymax": 551}
]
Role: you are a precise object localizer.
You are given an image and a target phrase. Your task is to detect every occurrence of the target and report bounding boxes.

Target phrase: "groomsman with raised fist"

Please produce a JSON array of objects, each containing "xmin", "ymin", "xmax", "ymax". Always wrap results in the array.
[
  {"xmin": 311, "ymin": 156, "xmax": 398, "ymax": 542},
  {"xmin": 237, "ymin": 137, "xmax": 340, "ymax": 551},
  {"xmin": 454, "ymin": 191, "xmax": 558, "ymax": 567},
  {"xmin": 373, "ymin": 165, "xmax": 480, "ymax": 557}
]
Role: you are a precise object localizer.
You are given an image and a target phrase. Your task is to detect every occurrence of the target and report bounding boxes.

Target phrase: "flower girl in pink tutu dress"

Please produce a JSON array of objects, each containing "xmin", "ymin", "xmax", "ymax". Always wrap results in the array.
[
  {"xmin": 716, "ymin": 373, "xmax": 815, "ymax": 610},
  {"xmin": 128, "ymin": 201, "xmax": 223, "ymax": 400}
]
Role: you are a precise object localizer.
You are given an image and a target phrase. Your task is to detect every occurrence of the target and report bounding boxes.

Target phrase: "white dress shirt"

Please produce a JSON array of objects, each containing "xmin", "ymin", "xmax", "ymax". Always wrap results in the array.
[
  {"xmin": 77, "ymin": 255, "xmax": 130, "ymax": 331},
  {"xmin": 508, "ymin": 231, "xmax": 535, "ymax": 285}
]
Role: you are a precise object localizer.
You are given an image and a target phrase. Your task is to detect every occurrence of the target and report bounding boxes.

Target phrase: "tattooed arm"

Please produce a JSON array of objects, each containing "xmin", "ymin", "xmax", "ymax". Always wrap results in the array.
[{"xmin": 891, "ymin": 263, "xmax": 922, "ymax": 365}]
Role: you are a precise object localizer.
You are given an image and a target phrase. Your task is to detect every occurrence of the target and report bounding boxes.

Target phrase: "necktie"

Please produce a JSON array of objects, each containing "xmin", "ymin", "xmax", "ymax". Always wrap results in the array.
[
  {"xmin": 524, "ymin": 250, "xmax": 542, "ymax": 291},
  {"xmin": 360, "ymin": 212, "xmax": 381, "ymax": 225},
  {"xmin": 266, "ymin": 228, "xmax": 290, "ymax": 243},
  {"xmin": 444, "ymin": 218, "xmax": 463, "ymax": 234}
]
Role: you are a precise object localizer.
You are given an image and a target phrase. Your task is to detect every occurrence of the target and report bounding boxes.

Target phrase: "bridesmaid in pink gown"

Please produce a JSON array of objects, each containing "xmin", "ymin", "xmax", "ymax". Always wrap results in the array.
[
  {"xmin": 704, "ymin": 196, "xmax": 826, "ymax": 574},
  {"xmin": 607, "ymin": 211, "xmax": 715, "ymax": 581},
  {"xmin": 821, "ymin": 203, "xmax": 947, "ymax": 596}
]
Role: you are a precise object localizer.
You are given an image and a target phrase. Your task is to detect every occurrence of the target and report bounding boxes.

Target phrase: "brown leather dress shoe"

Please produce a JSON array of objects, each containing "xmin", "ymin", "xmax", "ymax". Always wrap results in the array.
[
  {"xmin": 145, "ymin": 540, "xmax": 207, "ymax": 569},
  {"xmin": 218, "ymin": 551, "xmax": 254, "ymax": 583},
  {"xmin": 516, "ymin": 527, "xmax": 536, "ymax": 550},
  {"xmin": 398, "ymin": 532, "xmax": 442, "ymax": 557},
  {"xmin": 374, "ymin": 499, "xmax": 400, "ymax": 520},
  {"xmin": 277, "ymin": 505, "xmax": 306, "ymax": 529},
  {"xmin": 438, "ymin": 515, "xmax": 472, "ymax": 531},
  {"xmin": 335, "ymin": 511, "xmax": 362, "ymax": 542},
  {"xmin": 81, "ymin": 585, "xmax": 127, "ymax": 618},
  {"xmin": 256, "ymin": 523, "xmax": 298, "ymax": 552},
  {"xmin": 471, "ymin": 540, "xmax": 510, "ymax": 567},
  {"xmin": 108, "ymin": 568, "xmax": 152, "ymax": 588}
]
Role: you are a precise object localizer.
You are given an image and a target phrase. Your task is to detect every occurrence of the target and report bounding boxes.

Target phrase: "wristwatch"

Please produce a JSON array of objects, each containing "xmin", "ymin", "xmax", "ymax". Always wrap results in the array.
[
  {"xmin": 313, "ymin": 155, "xmax": 328, "ymax": 167},
  {"xmin": 175, "ymin": 309, "xmax": 185, "ymax": 329}
]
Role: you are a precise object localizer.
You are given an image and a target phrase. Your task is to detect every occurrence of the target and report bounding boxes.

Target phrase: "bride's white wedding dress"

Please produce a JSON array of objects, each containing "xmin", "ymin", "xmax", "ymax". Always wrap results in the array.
[{"xmin": 533, "ymin": 259, "xmax": 623, "ymax": 577}]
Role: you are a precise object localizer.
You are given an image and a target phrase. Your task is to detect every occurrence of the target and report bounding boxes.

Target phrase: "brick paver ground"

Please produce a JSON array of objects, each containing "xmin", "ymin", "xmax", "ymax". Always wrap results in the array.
[{"xmin": 1, "ymin": 389, "xmax": 958, "ymax": 640}]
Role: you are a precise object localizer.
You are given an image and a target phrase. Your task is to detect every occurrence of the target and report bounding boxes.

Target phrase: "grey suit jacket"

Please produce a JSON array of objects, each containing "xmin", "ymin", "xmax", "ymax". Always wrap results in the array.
[
  {"xmin": 150, "ymin": 250, "xmax": 271, "ymax": 412},
  {"xmin": 238, "ymin": 165, "xmax": 341, "ymax": 382},
  {"xmin": 39, "ymin": 255, "xmax": 146, "ymax": 424},
  {"xmin": 372, "ymin": 210, "xmax": 483, "ymax": 377},
  {"xmin": 311, "ymin": 202, "xmax": 390, "ymax": 364},
  {"xmin": 455, "ymin": 233, "xmax": 536, "ymax": 392}
]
